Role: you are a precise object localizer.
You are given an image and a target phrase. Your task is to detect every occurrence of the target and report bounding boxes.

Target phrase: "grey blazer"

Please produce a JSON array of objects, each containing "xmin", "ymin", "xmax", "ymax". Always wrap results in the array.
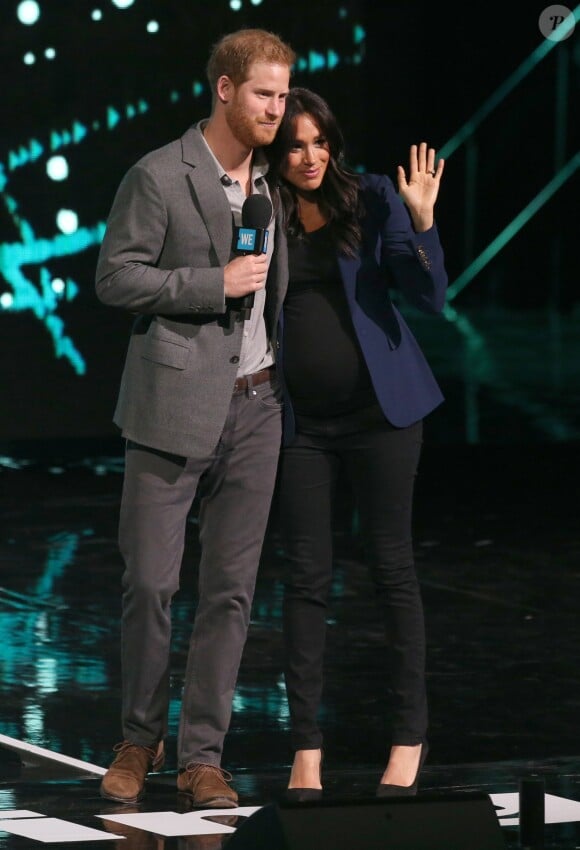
[{"xmin": 95, "ymin": 123, "xmax": 288, "ymax": 459}]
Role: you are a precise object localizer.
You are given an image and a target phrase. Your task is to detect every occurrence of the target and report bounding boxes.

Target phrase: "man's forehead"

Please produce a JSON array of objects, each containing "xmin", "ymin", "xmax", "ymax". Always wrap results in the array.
[{"xmin": 243, "ymin": 60, "xmax": 291, "ymax": 84}]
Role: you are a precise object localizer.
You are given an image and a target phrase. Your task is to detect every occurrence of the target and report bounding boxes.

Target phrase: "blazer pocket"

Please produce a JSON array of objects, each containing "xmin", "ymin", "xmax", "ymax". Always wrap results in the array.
[{"xmin": 141, "ymin": 333, "xmax": 190, "ymax": 370}]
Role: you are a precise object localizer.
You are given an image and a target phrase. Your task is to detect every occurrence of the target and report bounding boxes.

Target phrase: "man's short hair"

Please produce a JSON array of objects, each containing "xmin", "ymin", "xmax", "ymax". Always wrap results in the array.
[{"xmin": 206, "ymin": 28, "xmax": 295, "ymax": 93}]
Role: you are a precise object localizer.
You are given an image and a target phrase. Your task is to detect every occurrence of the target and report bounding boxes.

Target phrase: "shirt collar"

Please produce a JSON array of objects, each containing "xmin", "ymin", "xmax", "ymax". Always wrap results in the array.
[{"xmin": 196, "ymin": 120, "xmax": 270, "ymax": 184}]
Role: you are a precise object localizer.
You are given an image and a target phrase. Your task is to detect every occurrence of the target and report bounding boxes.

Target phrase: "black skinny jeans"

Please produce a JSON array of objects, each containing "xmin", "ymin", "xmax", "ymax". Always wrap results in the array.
[{"xmin": 278, "ymin": 413, "xmax": 427, "ymax": 752}]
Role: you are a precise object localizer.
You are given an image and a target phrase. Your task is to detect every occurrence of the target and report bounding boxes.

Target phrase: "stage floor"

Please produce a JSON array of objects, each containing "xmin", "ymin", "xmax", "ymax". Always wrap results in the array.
[{"xmin": 1, "ymin": 439, "xmax": 579, "ymax": 848}]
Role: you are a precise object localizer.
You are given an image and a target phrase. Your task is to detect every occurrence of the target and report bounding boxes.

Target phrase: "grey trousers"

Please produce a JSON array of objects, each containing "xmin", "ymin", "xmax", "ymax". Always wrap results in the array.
[{"xmin": 117, "ymin": 376, "xmax": 282, "ymax": 767}]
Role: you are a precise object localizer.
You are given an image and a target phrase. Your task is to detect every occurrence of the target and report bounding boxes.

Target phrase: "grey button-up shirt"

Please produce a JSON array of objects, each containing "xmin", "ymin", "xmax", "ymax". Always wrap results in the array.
[{"xmin": 199, "ymin": 125, "xmax": 276, "ymax": 378}]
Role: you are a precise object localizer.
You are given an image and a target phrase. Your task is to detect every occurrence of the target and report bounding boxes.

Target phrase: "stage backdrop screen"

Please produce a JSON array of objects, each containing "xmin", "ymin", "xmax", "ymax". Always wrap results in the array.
[
  {"xmin": 1, "ymin": 0, "xmax": 367, "ymax": 442},
  {"xmin": 2, "ymin": 1, "xmax": 577, "ymax": 445}
]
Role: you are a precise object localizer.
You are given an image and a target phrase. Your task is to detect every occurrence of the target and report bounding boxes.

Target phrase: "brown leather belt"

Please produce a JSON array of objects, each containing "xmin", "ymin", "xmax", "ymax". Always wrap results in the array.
[{"xmin": 233, "ymin": 365, "xmax": 276, "ymax": 394}]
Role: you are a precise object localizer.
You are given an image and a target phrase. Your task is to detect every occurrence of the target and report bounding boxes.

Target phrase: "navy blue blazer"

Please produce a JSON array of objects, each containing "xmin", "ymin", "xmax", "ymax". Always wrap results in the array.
[{"xmin": 278, "ymin": 172, "xmax": 448, "ymax": 444}]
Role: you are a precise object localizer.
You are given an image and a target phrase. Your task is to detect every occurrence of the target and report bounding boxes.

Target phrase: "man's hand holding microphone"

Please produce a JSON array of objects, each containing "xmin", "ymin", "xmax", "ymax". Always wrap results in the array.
[{"xmin": 224, "ymin": 194, "xmax": 272, "ymax": 319}]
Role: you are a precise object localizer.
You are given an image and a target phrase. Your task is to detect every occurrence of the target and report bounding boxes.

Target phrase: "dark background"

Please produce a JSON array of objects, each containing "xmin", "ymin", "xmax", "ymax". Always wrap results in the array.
[{"xmin": 1, "ymin": 0, "xmax": 578, "ymax": 445}]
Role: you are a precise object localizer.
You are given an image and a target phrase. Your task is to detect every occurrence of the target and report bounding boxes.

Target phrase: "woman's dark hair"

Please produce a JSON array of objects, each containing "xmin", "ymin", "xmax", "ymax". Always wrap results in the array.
[{"xmin": 266, "ymin": 87, "xmax": 362, "ymax": 256}]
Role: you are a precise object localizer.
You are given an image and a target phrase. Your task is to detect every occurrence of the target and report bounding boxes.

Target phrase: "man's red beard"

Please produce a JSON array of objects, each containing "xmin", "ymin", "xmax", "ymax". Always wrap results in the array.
[{"xmin": 226, "ymin": 102, "xmax": 279, "ymax": 148}]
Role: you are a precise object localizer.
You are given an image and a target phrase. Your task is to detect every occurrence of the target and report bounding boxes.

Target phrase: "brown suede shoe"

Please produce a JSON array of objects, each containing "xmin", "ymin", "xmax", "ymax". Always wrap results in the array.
[
  {"xmin": 177, "ymin": 763, "xmax": 238, "ymax": 808},
  {"xmin": 100, "ymin": 740, "xmax": 165, "ymax": 803}
]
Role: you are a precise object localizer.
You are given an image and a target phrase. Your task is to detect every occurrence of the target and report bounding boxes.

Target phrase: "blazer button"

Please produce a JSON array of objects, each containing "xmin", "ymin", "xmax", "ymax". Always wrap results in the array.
[{"xmin": 230, "ymin": 355, "xmax": 240, "ymax": 364}]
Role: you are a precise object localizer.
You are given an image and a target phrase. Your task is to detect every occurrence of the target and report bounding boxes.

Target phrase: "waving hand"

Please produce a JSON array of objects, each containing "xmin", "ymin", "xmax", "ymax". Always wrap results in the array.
[{"xmin": 397, "ymin": 142, "xmax": 445, "ymax": 232}]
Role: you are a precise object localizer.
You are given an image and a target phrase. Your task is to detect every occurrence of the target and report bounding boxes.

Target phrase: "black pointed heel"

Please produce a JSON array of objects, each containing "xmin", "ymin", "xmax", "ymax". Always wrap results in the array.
[
  {"xmin": 285, "ymin": 749, "xmax": 323, "ymax": 802},
  {"xmin": 285, "ymin": 787, "xmax": 323, "ymax": 802},
  {"xmin": 376, "ymin": 742, "xmax": 429, "ymax": 798}
]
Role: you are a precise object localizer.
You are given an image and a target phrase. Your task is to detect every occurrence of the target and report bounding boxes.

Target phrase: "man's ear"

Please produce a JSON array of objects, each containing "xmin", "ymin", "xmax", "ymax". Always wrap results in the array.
[{"xmin": 216, "ymin": 75, "xmax": 233, "ymax": 104}]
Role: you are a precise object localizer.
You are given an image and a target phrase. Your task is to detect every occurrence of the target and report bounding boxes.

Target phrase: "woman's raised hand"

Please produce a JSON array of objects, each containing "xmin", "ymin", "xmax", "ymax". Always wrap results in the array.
[{"xmin": 397, "ymin": 142, "xmax": 444, "ymax": 232}]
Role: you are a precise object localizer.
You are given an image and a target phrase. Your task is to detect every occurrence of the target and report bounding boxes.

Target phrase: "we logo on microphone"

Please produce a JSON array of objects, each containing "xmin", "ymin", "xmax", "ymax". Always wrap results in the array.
[{"xmin": 235, "ymin": 227, "xmax": 269, "ymax": 253}]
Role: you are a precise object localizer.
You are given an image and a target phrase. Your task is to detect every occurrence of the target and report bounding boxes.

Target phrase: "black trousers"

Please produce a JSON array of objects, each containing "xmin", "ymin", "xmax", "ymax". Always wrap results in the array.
[{"xmin": 278, "ymin": 410, "xmax": 427, "ymax": 752}]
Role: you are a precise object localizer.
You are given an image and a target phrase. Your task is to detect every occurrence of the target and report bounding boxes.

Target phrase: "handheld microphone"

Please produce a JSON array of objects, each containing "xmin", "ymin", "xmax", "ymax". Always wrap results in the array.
[{"xmin": 233, "ymin": 194, "xmax": 273, "ymax": 319}]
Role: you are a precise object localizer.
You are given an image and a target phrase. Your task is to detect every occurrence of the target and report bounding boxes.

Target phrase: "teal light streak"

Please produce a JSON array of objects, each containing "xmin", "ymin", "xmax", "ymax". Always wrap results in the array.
[
  {"xmin": 447, "ymin": 152, "xmax": 580, "ymax": 302},
  {"xmin": 8, "ymin": 139, "xmax": 44, "ymax": 169},
  {"xmin": 0, "ymin": 525, "xmax": 110, "ymax": 732},
  {"xmin": 440, "ymin": 302, "xmax": 580, "ymax": 442},
  {"xmin": 0, "ymin": 113, "xmax": 110, "ymax": 371},
  {"xmin": 432, "ymin": 9, "xmax": 579, "ymax": 443},
  {"xmin": 292, "ymin": 21, "xmax": 365, "ymax": 74},
  {"xmin": 38, "ymin": 531, "xmax": 84, "ymax": 596},
  {"xmin": 107, "ymin": 106, "xmax": 120, "ymax": 129},
  {"xmin": 309, "ymin": 50, "xmax": 326, "ymax": 72},
  {"xmin": 327, "ymin": 49, "xmax": 339, "ymax": 69},
  {"xmin": 0, "ymin": 220, "xmax": 106, "ymax": 374},
  {"xmin": 439, "ymin": 6, "xmax": 579, "ymax": 161}
]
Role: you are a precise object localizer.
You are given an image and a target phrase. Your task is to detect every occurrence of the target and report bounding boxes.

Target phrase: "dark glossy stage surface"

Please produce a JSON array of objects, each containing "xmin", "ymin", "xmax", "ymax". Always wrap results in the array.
[{"xmin": 1, "ymin": 434, "xmax": 580, "ymax": 848}]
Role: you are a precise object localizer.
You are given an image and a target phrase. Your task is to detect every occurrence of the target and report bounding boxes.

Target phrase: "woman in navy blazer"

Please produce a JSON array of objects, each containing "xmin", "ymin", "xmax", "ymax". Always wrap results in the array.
[{"xmin": 266, "ymin": 88, "xmax": 447, "ymax": 799}]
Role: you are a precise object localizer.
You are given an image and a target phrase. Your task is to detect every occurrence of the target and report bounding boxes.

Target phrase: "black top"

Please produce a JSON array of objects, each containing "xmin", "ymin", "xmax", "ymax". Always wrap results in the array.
[{"xmin": 283, "ymin": 224, "xmax": 376, "ymax": 417}]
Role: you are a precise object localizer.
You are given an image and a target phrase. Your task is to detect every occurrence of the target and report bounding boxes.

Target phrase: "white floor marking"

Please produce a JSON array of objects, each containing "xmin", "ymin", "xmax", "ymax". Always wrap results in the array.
[
  {"xmin": 98, "ymin": 806, "xmax": 262, "ymax": 837},
  {"xmin": 0, "ymin": 811, "xmax": 45, "ymax": 819},
  {"xmin": 491, "ymin": 792, "xmax": 580, "ymax": 826},
  {"xmin": 0, "ymin": 818, "xmax": 122, "ymax": 843},
  {"xmin": 0, "ymin": 734, "xmax": 106, "ymax": 776}
]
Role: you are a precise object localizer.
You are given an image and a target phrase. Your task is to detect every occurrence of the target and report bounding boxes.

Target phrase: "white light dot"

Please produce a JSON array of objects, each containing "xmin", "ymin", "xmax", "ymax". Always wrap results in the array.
[
  {"xmin": 17, "ymin": 1, "xmax": 40, "ymax": 25},
  {"xmin": 91, "ymin": 8, "xmax": 103, "ymax": 20},
  {"xmin": 46, "ymin": 155, "xmax": 69, "ymax": 181},
  {"xmin": 51, "ymin": 278, "xmax": 66, "ymax": 294},
  {"xmin": 45, "ymin": 47, "xmax": 56, "ymax": 59},
  {"xmin": 0, "ymin": 293, "xmax": 14, "ymax": 309},
  {"xmin": 111, "ymin": 0, "xmax": 135, "ymax": 8},
  {"xmin": 146, "ymin": 19, "xmax": 159, "ymax": 33},
  {"xmin": 23, "ymin": 51, "xmax": 36, "ymax": 65},
  {"xmin": 230, "ymin": 0, "xmax": 242, "ymax": 10},
  {"xmin": 250, "ymin": 0, "xmax": 263, "ymax": 5},
  {"xmin": 56, "ymin": 209, "xmax": 78, "ymax": 234}
]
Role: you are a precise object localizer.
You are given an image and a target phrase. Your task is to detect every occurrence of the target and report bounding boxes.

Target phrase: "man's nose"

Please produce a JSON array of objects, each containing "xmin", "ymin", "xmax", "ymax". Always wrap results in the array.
[{"xmin": 266, "ymin": 98, "xmax": 284, "ymax": 117}]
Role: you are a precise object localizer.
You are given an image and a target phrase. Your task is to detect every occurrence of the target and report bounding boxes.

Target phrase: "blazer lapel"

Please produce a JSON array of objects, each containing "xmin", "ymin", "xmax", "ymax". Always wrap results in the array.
[{"xmin": 181, "ymin": 126, "xmax": 233, "ymax": 267}]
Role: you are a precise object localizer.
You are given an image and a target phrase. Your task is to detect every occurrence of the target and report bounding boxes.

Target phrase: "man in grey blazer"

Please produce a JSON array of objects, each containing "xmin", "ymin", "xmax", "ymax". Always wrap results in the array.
[{"xmin": 95, "ymin": 28, "xmax": 295, "ymax": 808}]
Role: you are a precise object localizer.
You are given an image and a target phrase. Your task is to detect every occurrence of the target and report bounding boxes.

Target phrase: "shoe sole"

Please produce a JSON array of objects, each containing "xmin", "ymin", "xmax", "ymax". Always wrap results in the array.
[
  {"xmin": 177, "ymin": 792, "xmax": 238, "ymax": 809},
  {"xmin": 100, "ymin": 788, "xmax": 144, "ymax": 804}
]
